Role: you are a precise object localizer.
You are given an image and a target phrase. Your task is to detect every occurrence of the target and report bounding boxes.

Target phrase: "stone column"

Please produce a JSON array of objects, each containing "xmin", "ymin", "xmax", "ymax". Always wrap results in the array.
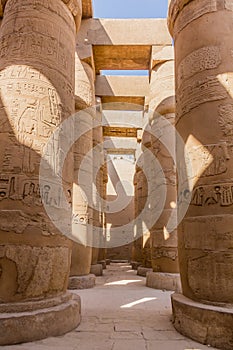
[
  {"xmin": 69, "ymin": 55, "xmax": 96, "ymax": 290},
  {"xmin": 168, "ymin": 1, "xmax": 233, "ymax": 348},
  {"xmin": 90, "ymin": 97, "xmax": 104, "ymax": 276},
  {"xmin": 0, "ymin": 0, "xmax": 81, "ymax": 345},
  {"xmin": 137, "ymin": 124, "xmax": 153, "ymax": 277},
  {"xmin": 98, "ymin": 153, "xmax": 108, "ymax": 267},
  {"xmin": 131, "ymin": 141, "xmax": 144, "ymax": 270},
  {"xmin": 146, "ymin": 56, "xmax": 180, "ymax": 291}
]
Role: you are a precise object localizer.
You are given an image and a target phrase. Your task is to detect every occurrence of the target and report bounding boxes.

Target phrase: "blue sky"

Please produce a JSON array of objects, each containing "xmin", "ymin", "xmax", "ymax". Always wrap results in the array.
[{"xmin": 93, "ymin": 0, "xmax": 168, "ymax": 19}]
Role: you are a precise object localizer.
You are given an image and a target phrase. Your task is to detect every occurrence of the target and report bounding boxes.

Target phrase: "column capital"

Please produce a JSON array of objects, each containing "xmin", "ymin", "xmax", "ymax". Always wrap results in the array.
[
  {"xmin": 168, "ymin": 0, "xmax": 192, "ymax": 36},
  {"xmin": 62, "ymin": 0, "xmax": 82, "ymax": 31}
]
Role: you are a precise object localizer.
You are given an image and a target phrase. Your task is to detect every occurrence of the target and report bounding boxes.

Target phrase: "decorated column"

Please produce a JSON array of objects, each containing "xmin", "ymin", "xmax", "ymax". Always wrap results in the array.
[
  {"xmin": 168, "ymin": 1, "xmax": 233, "ymax": 348},
  {"xmin": 69, "ymin": 54, "xmax": 96, "ymax": 290},
  {"xmin": 146, "ymin": 52, "xmax": 180, "ymax": 291},
  {"xmin": 0, "ymin": 0, "xmax": 82, "ymax": 344}
]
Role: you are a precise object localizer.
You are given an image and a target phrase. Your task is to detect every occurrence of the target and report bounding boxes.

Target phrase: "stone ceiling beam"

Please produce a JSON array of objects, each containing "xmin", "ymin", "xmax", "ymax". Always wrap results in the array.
[
  {"xmin": 95, "ymin": 75, "xmax": 149, "ymax": 97},
  {"xmin": 77, "ymin": 19, "xmax": 172, "ymax": 71}
]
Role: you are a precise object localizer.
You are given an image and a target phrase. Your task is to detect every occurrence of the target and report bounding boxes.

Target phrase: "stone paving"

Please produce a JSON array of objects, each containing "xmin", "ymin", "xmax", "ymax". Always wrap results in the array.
[{"xmin": 4, "ymin": 263, "xmax": 216, "ymax": 350}]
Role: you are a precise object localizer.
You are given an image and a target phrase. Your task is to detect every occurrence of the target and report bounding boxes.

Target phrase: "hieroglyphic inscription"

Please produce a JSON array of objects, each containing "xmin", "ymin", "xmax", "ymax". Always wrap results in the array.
[
  {"xmin": 177, "ymin": 47, "xmax": 221, "ymax": 88},
  {"xmin": 191, "ymin": 182, "xmax": 233, "ymax": 207},
  {"xmin": 177, "ymin": 76, "xmax": 228, "ymax": 120},
  {"xmin": 188, "ymin": 142, "xmax": 230, "ymax": 178},
  {"xmin": 218, "ymin": 104, "xmax": 233, "ymax": 139},
  {"xmin": 0, "ymin": 174, "xmax": 64, "ymax": 208},
  {"xmin": 0, "ymin": 32, "xmax": 73, "ymax": 80},
  {"xmin": 173, "ymin": 0, "xmax": 217, "ymax": 37},
  {"xmin": 4, "ymin": 0, "xmax": 74, "ymax": 31}
]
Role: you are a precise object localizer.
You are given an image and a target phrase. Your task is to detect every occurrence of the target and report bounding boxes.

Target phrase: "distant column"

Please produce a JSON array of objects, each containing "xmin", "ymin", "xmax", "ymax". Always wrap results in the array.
[
  {"xmin": 146, "ymin": 55, "xmax": 181, "ymax": 291},
  {"xmin": 168, "ymin": 0, "xmax": 233, "ymax": 348},
  {"xmin": 69, "ymin": 54, "xmax": 96, "ymax": 290}
]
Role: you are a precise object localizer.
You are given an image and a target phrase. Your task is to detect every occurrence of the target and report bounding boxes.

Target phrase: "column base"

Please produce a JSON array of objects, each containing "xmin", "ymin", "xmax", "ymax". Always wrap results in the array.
[
  {"xmin": 137, "ymin": 266, "xmax": 153, "ymax": 277},
  {"xmin": 68, "ymin": 274, "xmax": 96, "ymax": 289},
  {"xmin": 172, "ymin": 293, "xmax": 233, "ymax": 350},
  {"xmin": 106, "ymin": 259, "xmax": 111, "ymax": 265},
  {"xmin": 131, "ymin": 261, "xmax": 142, "ymax": 270},
  {"xmin": 98, "ymin": 260, "xmax": 107, "ymax": 269},
  {"xmin": 146, "ymin": 272, "xmax": 181, "ymax": 292},
  {"xmin": 0, "ymin": 292, "xmax": 81, "ymax": 345},
  {"xmin": 90, "ymin": 264, "xmax": 103, "ymax": 276}
]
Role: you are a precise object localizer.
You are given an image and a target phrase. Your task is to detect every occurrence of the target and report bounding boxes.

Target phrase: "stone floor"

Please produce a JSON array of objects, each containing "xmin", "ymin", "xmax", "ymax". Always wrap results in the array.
[{"xmin": 4, "ymin": 263, "xmax": 216, "ymax": 350}]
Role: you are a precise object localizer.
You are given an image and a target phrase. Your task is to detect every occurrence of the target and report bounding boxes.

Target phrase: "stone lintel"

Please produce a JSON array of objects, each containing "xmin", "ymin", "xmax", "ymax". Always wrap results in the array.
[
  {"xmin": 95, "ymin": 75, "xmax": 149, "ymax": 98},
  {"xmin": 80, "ymin": 19, "xmax": 172, "ymax": 46},
  {"xmin": 77, "ymin": 19, "xmax": 172, "ymax": 71},
  {"xmin": 103, "ymin": 126, "xmax": 138, "ymax": 138},
  {"xmin": 103, "ymin": 136, "xmax": 138, "ymax": 153},
  {"xmin": 102, "ymin": 110, "xmax": 143, "ymax": 129},
  {"xmin": 102, "ymin": 100, "xmax": 145, "ymax": 111}
]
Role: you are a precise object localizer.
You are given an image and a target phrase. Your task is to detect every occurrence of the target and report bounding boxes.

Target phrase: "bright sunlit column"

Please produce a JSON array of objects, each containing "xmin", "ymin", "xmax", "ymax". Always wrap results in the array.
[
  {"xmin": 146, "ymin": 53, "xmax": 180, "ymax": 291},
  {"xmin": 168, "ymin": 0, "xmax": 233, "ymax": 348}
]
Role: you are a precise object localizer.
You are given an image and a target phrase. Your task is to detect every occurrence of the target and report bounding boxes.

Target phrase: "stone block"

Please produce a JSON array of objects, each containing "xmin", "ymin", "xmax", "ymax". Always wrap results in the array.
[
  {"xmin": 98, "ymin": 260, "xmax": 107, "ymax": 269},
  {"xmin": 131, "ymin": 261, "xmax": 142, "ymax": 270},
  {"xmin": 68, "ymin": 274, "xmax": 96, "ymax": 289},
  {"xmin": 0, "ymin": 293, "xmax": 81, "ymax": 345},
  {"xmin": 172, "ymin": 293, "xmax": 233, "ymax": 350},
  {"xmin": 90, "ymin": 264, "xmax": 103, "ymax": 276},
  {"xmin": 137, "ymin": 267, "xmax": 153, "ymax": 277},
  {"xmin": 146, "ymin": 272, "xmax": 181, "ymax": 292}
]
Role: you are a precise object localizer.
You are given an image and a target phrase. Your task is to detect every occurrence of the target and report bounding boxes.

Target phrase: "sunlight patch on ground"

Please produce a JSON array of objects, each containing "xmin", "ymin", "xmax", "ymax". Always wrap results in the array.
[
  {"xmin": 121, "ymin": 297, "xmax": 157, "ymax": 308},
  {"xmin": 105, "ymin": 279, "xmax": 140, "ymax": 286}
]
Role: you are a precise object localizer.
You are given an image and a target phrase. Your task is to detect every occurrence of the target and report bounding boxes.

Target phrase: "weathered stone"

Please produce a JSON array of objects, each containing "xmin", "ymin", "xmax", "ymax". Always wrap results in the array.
[
  {"xmin": 131, "ymin": 261, "xmax": 142, "ymax": 270},
  {"xmin": 98, "ymin": 260, "xmax": 107, "ymax": 269},
  {"xmin": 90, "ymin": 264, "xmax": 103, "ymax": 276},
  {"xmin": 172, "ymin": 293, "xmax": 233, "ymax": 350},
  {"xmin": 0, "ymin": 293, "xmax": 81, "ymax": 345},
  {"xmin": 146, "ymin": 272, "xmax": 181, "ymax": 292},
  {"xmin": 69, "ymin": 274, "xmax": 96, "ymax": 289},
  {"xmin": 137, "ymin": 267, "xmax": 153, "ymax": 277}
]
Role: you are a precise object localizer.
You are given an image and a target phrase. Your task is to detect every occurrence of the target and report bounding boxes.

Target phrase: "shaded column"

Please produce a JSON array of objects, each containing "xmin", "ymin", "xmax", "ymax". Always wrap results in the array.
[
  {"xmin": 0, "ymin": 0, "xmax": 82, "ymax": 344},
  {"xmin": 90, "ymin": 97, "xmax": 104, "ymax": 276},
  {"xmin": 98, "ymin": 152, "xmax": 108, "ymax": 267},
  {"xmin": 136, "ymin": 123, "xmax": 153, "ymax": 277},
  {"xmin": 69, "ymin": 54, "xmax": 96, "ymax": 290},
  {"xmin": 131, "ymin": 141, "xmax": 144, "ymax": 270},
  {"xmin": 168, "ymin": 1, "xmax": 233, "ymax": 348},
  {"xmin": 146, "ymin": 57, "xmax": 181, "ymax": 291}
]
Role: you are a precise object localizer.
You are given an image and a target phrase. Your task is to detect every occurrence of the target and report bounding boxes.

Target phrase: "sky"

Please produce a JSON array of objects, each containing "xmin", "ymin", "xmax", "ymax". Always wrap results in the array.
[{"xmin": 93, "ymin": 0, "xmax": 168, "ymax": 19}]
